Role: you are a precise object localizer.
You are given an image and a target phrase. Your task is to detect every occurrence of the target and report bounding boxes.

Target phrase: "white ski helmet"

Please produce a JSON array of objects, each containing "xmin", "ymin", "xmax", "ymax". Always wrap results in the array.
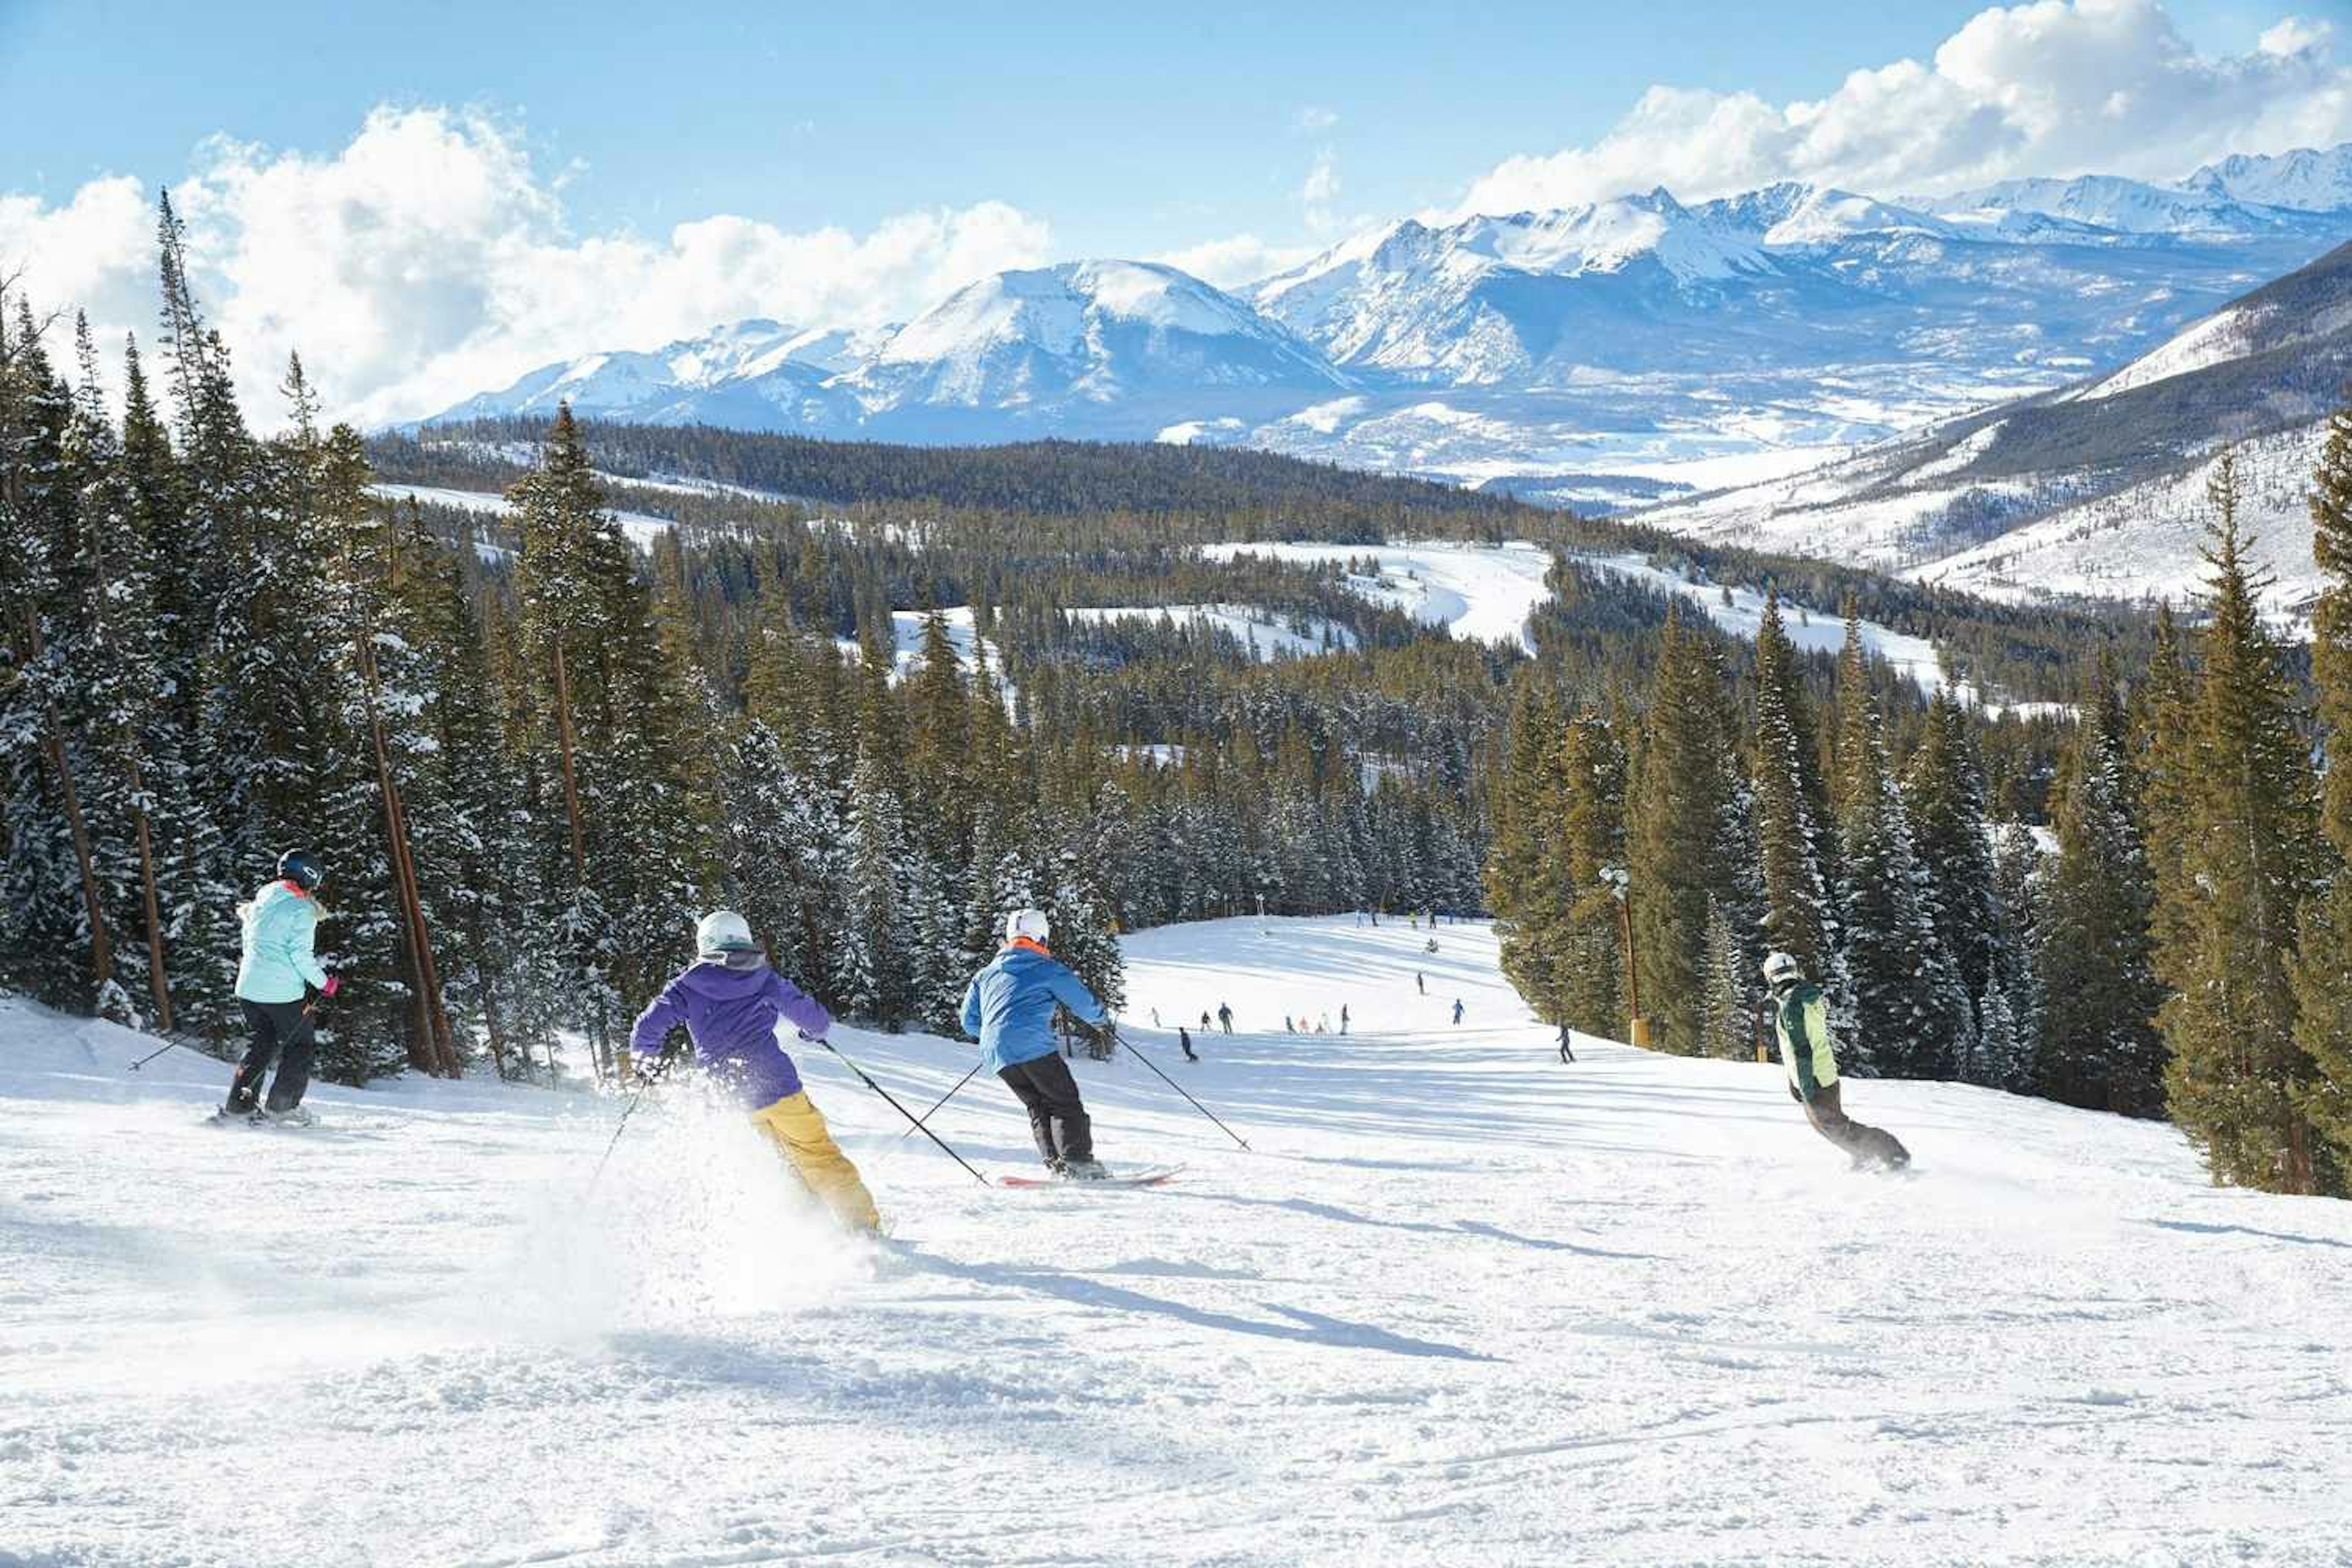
[
  {"xmin": 696, "ymin": 909, "xmax": 758, "ymax": 958},
  {"xmin": 1762, "ymin": 951, "xmax": 1803, "ymax": 987},
  {"xmin": 1006, "ymin": 908, "xmax": 1051, "ymax": 945}
]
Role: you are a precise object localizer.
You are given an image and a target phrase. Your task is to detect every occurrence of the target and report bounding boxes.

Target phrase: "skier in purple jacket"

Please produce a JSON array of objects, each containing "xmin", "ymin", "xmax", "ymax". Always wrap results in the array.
[{"xmin": 624, "ymin": 910, "xmax": 881, "ymax": 1232}]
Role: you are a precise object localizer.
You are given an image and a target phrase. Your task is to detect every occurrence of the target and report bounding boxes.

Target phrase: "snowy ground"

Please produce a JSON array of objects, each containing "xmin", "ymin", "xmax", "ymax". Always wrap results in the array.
[
  {"xmin": 6, "ymin": 918, "xmax": 2350, "ymax": 1566},
  {"xmin": 1202, "ymin": 541, "xmax": 1555, "ymax": 652},
  {"xmin": 366, "ymin": 484, "xmax": 679, "ymax": 552}
]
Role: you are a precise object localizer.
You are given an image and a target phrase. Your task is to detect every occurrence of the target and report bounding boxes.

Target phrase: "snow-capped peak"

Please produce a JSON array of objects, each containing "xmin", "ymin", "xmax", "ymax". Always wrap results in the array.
[{"xmin": 2182, "ymin": 143, "xmax": 2352, "ymax": 214}]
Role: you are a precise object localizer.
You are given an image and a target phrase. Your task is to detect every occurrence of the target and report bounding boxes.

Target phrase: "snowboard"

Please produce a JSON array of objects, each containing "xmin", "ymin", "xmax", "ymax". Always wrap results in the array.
[{"xmin": 997, "ymin": 1164, "xmax": 1183, "ymax": 1189}]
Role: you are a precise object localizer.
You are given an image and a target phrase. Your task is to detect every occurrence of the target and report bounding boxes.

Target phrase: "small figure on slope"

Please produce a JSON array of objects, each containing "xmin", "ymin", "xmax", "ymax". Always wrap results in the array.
[
  {"xmin": 960, "ymin": 910, "xmax": 1112, "ymax": 1180},
  {"xmin": 1452, "ymin": 998, "xmax": 1464, "ymax": 1026},
  {"xmin": 1557, "ymin": 1023, "xmax": 1577, "ymax": 1065},
  {"xmin": 1763, "ymin": 951, "xmax": 1912, "ymax": 1172},
  {"xmin": 1178, "ymin": 1025, "xmax": 1199, "ymax": 1063},
  {"xmin": 1216, "ymin": 1002, "xmax": 1233, "ymax": 1035},
  {"xmin": 1340, "ymin": 1004, "xmax": 1350, "ymax": 1036},
  {"xmin": 221, "ymin": 850, "xmax": 336, "ymax": 1126},
  {"xmin": 625, "ymin": 910, "xmax": 882, "ymax": 1232}
]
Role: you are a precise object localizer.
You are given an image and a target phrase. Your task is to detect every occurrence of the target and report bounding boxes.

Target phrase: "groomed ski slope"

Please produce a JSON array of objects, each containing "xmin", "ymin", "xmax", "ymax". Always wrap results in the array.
[{"xmin": 5, "ymin": 917, "xmax": 2350, "ymax": 1567}]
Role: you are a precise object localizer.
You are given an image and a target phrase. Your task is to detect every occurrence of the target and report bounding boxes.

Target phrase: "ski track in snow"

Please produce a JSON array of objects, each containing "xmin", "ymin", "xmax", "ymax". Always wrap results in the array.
[{"xmin": 5, "ymin": 917, "xmax": 2350, "ymax": 1566}]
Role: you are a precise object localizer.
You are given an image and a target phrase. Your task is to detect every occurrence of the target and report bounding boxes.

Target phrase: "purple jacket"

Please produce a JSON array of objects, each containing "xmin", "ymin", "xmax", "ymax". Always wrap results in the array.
[{"xmin": 628, "ymin": 958, "xmax": 831, "ymax": 1108}]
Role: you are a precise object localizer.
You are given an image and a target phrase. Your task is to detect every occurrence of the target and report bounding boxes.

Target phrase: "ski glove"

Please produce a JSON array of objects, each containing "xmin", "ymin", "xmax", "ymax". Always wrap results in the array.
[{"xmin": 321, "ymin": 974, "xmax": 341, "ymax": 998}]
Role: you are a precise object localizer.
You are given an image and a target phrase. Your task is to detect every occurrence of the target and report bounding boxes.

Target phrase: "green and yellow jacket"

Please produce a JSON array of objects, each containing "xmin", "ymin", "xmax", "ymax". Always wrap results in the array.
[{"xmin": 1773, "ymin": 981, "xmax": 1840, "ymax": 1101}]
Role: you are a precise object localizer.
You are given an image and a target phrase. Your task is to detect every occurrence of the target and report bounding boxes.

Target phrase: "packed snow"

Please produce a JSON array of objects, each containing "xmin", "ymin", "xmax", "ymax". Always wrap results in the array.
[
  {"xmin": 1066, "ymin": 605, "xmax": 1357, "ymax": 660},
  {"xmin": 6, "ymin": 915, "xmax": 2350, "ymax": 1565},
  {"xmin": 1202, "ymin": 541, "xmax": 1556, "ymax": 652},
  {"xmin": 367, "ymin": 483, "xmax": 677, "ymax": 551}
]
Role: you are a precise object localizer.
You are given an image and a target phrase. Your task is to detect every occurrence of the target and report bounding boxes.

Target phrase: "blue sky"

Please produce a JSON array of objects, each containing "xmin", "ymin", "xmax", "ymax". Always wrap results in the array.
[
  {"xmin": 3, "ymin": 0, "xmax": 2347, "ymax": 423},
  {"xmin": 0, "ymin": 0, "xmax": 2302, "ymax": 255}
]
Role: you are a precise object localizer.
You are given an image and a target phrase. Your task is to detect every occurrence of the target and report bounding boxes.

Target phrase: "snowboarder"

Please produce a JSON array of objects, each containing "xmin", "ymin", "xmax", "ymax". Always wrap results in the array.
[
  {"xmin": 1217, "ymin": 1002, "xmax": 1233, "ymax": 1034},
  {"xmin": 1452, "ymin": 998, "xmax": 1464, "ymax": 1026},
  {"xmin": 1763, "ymin": 952, "xmax": 1912, "ymax": 1171},
  {"xmin": 624, "ymin": 911, "xmax": 882, "ymax": 1232},
  {"xmin": 960, "ymin": 910, "xmax": 1112, "ymax": 1180},
  {"xmin": 1178, "ymin": 1026, "xmax": 1198, "ymax": 1063},
  {"xmin": 1340, "ymin": 1004, "xmax": 1349, "ymax": 1036},
  {"xmin": 1557, "ymin": 1024, "xmax": 1577, "ymax": 1065},
  {"xmin": 221, "ymin": 850, "xmax": 336, "ymax": 1125}
]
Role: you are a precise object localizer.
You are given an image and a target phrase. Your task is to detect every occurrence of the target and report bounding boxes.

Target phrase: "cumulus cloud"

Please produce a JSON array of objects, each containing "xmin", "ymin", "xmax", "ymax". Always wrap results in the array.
[
  {"xmin": 1152, "ymin": 233, "xmax": 1320, "ymax": 289},
  {"xmin": 0, "ymin": 107, "xmax": 1052, "ymax": 426},
  {"xmin": 1453, "ymin": 0, "xmax": 2352, "ymax": 216}
]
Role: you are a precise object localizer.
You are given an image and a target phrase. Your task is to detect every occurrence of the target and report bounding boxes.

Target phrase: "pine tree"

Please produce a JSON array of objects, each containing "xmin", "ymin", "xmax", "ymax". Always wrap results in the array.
[
  {"xmin": 2037, "ymin": 660, "xmax": 2164, "ymax": 1113},
  {"xmin": 1751, "ymin": 590, "xmax": 1838, "ymax": 977},
  {"xmin": 1628, "ymin": 608, "xmax": 1753, "ymax": 1052},
  {"xmin": 2290, "ymin": 404, "xmax": 2352, "ymax": 1185},
  {"xmin": 1835, "ymin": 617, "xmax": 1970, "ymax": 1079},
  {"xmin": 1904, "ymin": 692, "xmax": 2002, "ymax": 1081},
  {"xmin": 1556, "ymin": 713, "xmax": 1629, "ymax": 1038},
  {"xmin": 2152, "ymin": 455, "xmax": 2327, "ymax": 1194}
]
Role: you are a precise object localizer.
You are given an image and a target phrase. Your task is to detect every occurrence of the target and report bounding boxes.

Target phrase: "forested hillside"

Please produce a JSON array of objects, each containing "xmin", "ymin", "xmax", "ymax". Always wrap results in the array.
[{"xmin": 7, "ymin": 195, "xmax": 2348, "ymax": 1200}]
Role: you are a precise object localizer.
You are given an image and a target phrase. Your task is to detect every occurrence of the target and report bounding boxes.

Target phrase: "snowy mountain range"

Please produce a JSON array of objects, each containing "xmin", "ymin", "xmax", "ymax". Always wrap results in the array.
[
  {"xmin": 429, "ymin": 142, "xmax": 2352, "ymax": 522},
  {"xmin": 1629, "ymin": 237, "xmax": 2352, "ymax": 617}
]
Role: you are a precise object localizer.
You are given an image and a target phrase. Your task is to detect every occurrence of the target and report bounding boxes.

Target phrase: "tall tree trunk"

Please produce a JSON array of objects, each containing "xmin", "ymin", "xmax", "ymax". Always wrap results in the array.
[{"xmin": 355, "ymin": 628, "xmax": 460, "ymax": 1077}]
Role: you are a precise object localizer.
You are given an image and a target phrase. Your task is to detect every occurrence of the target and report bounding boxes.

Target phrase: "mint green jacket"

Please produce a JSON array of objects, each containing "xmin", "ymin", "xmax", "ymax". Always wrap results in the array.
[
  {"xmin": 1773, "ymin": 981, "xmax": 1841, "ymax": 1100},
  {"xmin": 235, "ymin": 879, "xmax": 329, "ymax": 1004}
]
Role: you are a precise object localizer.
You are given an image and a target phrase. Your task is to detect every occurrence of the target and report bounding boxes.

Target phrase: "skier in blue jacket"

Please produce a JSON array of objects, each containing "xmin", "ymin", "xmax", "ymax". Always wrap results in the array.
[
  {"xmin": 221, "ymin": 850, "xmax": 337, "ymax": 1124},
  {"xmin": 961, "ymin": 909, "xmax": 1111, "ymax": 1179}
]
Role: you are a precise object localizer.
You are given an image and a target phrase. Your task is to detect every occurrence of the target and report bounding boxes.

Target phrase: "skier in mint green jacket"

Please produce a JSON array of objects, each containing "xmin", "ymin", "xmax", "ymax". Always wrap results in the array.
[
  {"xmin": 1764, "ymin": 951, "xmax": 1910, "ymax": 1171},
  {"xmin": 221, "ymin": 851, "xmax": 337, "ymax": 1124}
]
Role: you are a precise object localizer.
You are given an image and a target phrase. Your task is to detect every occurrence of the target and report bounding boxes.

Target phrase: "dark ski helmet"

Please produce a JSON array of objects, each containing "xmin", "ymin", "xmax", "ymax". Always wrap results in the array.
[{"xmin": 277, "ymin": 850, "xmax": 324, "ymax": 891}]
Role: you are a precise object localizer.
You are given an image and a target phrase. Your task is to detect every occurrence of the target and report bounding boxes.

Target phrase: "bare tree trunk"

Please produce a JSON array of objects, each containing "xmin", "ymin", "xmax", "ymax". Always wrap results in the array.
[
  {"xmin": 22, "ymin": 612, "xmax": 113, "ymax": 997},
  {"xmin": 355, "ymin": 629, "xmax": 460, "ymax": 1077}
]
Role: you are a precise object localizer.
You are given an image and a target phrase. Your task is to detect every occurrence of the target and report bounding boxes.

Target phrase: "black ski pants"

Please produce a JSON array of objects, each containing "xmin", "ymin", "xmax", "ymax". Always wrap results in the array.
[
  {"xmin": 229, "ymin": 998, "xmax": 317, "ymax": 1114},
  {"xmin": 998, "ymin": 1052, "xmax": 1094, "ymax": 1167}
]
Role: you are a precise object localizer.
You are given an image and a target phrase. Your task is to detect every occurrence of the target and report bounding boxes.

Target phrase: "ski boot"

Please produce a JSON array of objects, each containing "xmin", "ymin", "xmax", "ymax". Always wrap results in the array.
[
  {"xmin": 259, "ymin": 1104, "xmax": 317, "ymax": 1128},
  {"xmin": 1060, "ymin": 1158, "xmax": 1111, "ymax": 1181}
]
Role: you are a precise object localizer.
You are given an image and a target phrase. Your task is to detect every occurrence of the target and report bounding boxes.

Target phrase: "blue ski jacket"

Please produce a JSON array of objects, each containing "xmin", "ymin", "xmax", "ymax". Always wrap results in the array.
[
  {"xmin": 960, "ymin": 940, "xmax": 1106, "ymax": 1074},
  {"xmin": 235, "ymin": 879, "xmax": 329, "ymax": 1004}
]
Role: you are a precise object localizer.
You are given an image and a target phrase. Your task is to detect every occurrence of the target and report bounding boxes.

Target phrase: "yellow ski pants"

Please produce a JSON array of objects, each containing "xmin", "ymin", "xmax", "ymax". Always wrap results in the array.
[{"xmin": 748, "ymin": 1091, "xmax": 882, "ymax": 1233}]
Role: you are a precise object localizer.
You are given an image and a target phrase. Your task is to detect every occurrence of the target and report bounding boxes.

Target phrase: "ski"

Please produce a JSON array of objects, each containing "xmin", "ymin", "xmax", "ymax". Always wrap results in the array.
[{"xmin": 997, "ymin": 1164, "xmax": 1183, "ymax": 1189}]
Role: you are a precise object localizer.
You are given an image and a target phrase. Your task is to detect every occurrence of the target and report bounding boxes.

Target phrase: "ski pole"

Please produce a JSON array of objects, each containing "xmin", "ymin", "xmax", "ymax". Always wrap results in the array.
[
  {"xmin": 892, "ymin": 1058, "xmax": 985, "ymax": 1147},
  {"xmin": 1117, "ymin": 1027, "xmax": 1251, "ymax": 1151},
  {"xmin": 127, "ymin": 1036, "xmax": 196, "ymax": 1072},
  {"xmin": 807, "ymin": 1034, "xmax": 992, "ymax": 1188},
  {"xmin": 588, "ymin": 1057, "xmax": 671, "ymax": 1192}
]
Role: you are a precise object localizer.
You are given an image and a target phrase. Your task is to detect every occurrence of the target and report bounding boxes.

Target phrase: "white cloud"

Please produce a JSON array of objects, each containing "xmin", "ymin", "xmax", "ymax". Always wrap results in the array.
[
  {"xmin": 1294, "ymin": 105, "xmax": 1340, "ymax": 133},
  {"xmin": 1453, "ymin": 1, "xmax": 2352, "ymax": 216},
  {"xmin": 1302, "ymin": 148, "xmax": 1343, "ymax": 232},
  {"xmin": 1152, "ymin": 233, "xmax": 1320, "ymax": 289},
  {"xmin": 0, "ymin": 107, "xmax": 1052, "ymax": 426}
]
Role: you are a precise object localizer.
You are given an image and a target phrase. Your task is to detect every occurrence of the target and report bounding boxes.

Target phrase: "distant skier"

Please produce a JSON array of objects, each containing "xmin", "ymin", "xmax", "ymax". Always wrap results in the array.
[
  {"xmin": 1763, "ymin": 952, "xmax": 1911, "ymax": 1171},
  {"xmin": 625, "ymin": 911, "xmax": 880, "ymax": 1232},
  {"xmin": 1178, "ymin": 1025, "xmax": 1199, "ymax": 1063},
  {"xmin": 1452, "ymin": 998, "xmax": 1464, "ymax": 1026},
  {"xmin": 1200, "ymin": 1009, "xmax": 1213, "ymax": 1030},
  {"xmin": 1415, "ymin": 971, "xmax": 1425, "ymax": 996},
  {"xmin": 219, "ymin": 850, "xmax": 336, "ymax": 1125},
  {"xmin": 1340, "ymin": 1004, "xmax": 1350, "ymax": 1036},
  {"xmin": 1151, "ymin": 1007, "xmax": 1161, "ymax": 1028},
  {"xmin": 1217, "ymin": 1002, "xmax": 1233, "ymax": 1034},
  {"xmin": 1557, "ymin": 1024, "xmax": 1576, "ymax": 1065},
  {"xmin": 1283, "ymin": 1015, "xmax": 1294, "ymax": 1033},
  {"xmin": 962, "ymin": 910, "xmax": 1111, "ymax": 1180}
]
